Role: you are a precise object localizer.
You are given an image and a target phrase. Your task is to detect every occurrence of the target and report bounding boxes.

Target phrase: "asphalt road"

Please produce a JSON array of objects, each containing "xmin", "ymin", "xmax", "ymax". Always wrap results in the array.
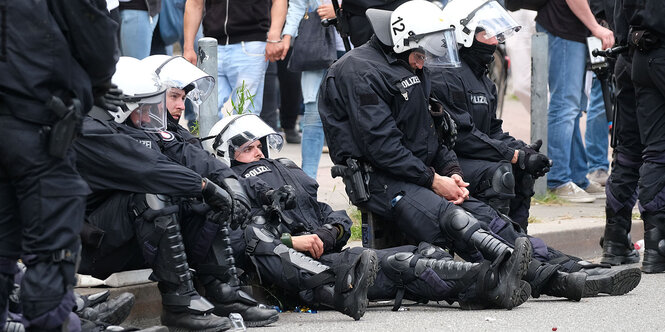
[{"xmin": 255, "ymin": 265, "xmax": 662, "ymax": 332}]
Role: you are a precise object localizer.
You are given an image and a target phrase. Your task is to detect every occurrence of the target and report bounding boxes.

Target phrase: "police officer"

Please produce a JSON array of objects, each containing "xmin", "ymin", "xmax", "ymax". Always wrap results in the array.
[
  {"xmin": 318, "ymin": 0, "xmax": 641, "ymax": 302},
  {"xmin": 207, "ymin": 114, "xmax": 534, "ymax": 315},
  {"xmin": 596, "ymin": 0, "xmax": 642, "ymax": 267},
  {"xmin": 74, "ymin": 57, "xmax": 278, "ymax": 330},
  {"xmin": 141, "ymin": 55, "xmax": 215, "ymax": 148},
  {"xmin": 623, "ymin": 0, "xmax": 665, "ymax": 273},
  {"xmin": 431, "ymin": 0, "xmax": 551, "ymax": 232},
  {"xmin": 0, "ymin": 1, "xmax": 117, "ymax": 331}
]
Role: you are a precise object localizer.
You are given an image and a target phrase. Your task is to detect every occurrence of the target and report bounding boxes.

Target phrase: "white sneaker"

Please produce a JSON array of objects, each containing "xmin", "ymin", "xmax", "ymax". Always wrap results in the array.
[
  {"xmin": 587, "ymin": 169, "xmax": 609, "ymax": 186},
  {"xmin": 584, "ymin": 180, "xmax": 606, "ymax": 199},
  {"xmin": 551, "ymin": 182, "xmax": 596, "ymax": 203}
]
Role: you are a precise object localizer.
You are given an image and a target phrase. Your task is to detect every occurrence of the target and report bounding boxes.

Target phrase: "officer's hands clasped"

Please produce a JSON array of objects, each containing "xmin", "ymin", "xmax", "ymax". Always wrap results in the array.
[
  {"xmin": 517, "ymin": 140, "xmax": 552, "ymax": 178},
  {"xmin": 431, "ymin": 173, "xmax": 469, "ymax": 205}
]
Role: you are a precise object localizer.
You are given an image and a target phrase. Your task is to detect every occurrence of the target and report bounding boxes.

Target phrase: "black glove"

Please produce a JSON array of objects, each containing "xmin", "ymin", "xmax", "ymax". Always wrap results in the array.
[
  {"xmin": 266, "ymin": 185, "xmax": 296, "ymax": 211},
  {"xmin": 218, "ymin": 178, "xmax": 251, "ymax": 230},
  {"xmin": 94, "ymin": 84, "xmax": 124, "ymax": 112},
  {"xmin": 517, "ymin": 147, "xmax": 552, "ymax": 178},
  {"xmin": 313, "ymin": 224, "xmax": 341, "ymax": 253},
  {"xmin": 523, "ymin": 139, "xmax": 543, "ymax": 154},
  {"xmin": 201, "ymin": 178, "xmax": 232, "ymax": 222}
]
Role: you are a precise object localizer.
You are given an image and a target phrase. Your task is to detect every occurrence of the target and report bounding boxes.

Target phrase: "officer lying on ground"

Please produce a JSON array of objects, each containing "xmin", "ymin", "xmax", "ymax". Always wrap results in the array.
[
  {"xmin": 73, "ymin": 57, "xmax": 278, "ymax": 331},
  {"xmin": 318, "ymin": 0, "xmax": 639, "ymax": 304},
  {"xmin": 203, "ymin": 114, "xmax": 533, "ymax": 319}
]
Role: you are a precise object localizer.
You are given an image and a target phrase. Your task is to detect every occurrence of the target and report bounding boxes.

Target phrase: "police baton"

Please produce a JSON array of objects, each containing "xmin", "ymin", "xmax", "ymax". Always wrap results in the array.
[{"xmin": 321, "ymin": 0, "xmax": 352, "ymax": 52}]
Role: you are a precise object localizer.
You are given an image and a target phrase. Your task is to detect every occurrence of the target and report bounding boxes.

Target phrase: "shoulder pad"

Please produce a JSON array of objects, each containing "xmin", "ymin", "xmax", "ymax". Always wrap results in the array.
[{"xmin": 276, "ymin": 158, "xmax": 299, "ymax": 169}]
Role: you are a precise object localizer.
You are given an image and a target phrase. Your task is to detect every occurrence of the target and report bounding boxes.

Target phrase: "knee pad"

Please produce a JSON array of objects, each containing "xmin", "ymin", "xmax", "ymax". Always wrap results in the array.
[
  {"xmin": 381, "ymin": 252, "xmax": 417, "ymax": 283},
  {"xmin": 439, "ymin": 207, "xmax": 481, "ymax": 243},
  {"xmin": 480, "ymin": 164, "xmax": 515, "ymax": 215}
]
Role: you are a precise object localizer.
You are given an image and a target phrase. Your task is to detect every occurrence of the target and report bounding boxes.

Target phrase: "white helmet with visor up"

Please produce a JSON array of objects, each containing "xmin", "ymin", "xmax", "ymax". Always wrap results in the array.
[
  {"xmin": 110, "ymin": 56, "xmax": 167, "ymax": 132},
  {"xmin": 203, "ymin": 114, "xmax": 284, "ymax": 165},
  {"xmin": 366, "ymin": 0, "xmax": 460, "ymax": 68},
  {"xmin": 141, "ymin": 55, "xmax": 215, "ymax": 106},
  {"xmin": 442, "ymin": 0, "xmax": 521, "ymax": 47}
]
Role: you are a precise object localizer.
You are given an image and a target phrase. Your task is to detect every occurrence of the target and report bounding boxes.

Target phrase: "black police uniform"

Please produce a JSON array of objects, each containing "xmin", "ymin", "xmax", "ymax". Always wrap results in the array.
[
  {"xmin": 234, "ymin": 158, "xmax": 530, "ymax": 310},
  {"xmin": 431, "ymin": 58, "xmax": 534, "ymax": 231},
  {"xmin": 598, "ymin": 0, "xmax": 643, "ymax": 266},
  {"xmin": 75, "ymin": 114, "xmax": 278, "ymax": 327},
  {"xmin": 0, "ymin": 1, "xmax": 117, "ymax": 330},
  {"xmin": 623, "ymin": 0, "xmax": 665, "ymax": 272},
  {"xmin": 167, "ymin": 112, "xmax": 202, "ymax": 148},
  {"xmin": 318, "ymin": 35, "xmax": 643, "ymax": 301},
  {"xmin": 73, "ymin": 116, "xmax": 222, "ymax": 321}
]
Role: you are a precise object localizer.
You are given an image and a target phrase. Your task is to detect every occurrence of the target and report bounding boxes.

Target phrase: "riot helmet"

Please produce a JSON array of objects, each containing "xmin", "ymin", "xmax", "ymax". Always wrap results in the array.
[
  {"xmin": 366, "ymin": 0, "xmax": 461, "ymax": 68},
  {"xmin": 203, "ymin": 114, "xmax": 284, "ymax": 165},
  {"xmin": 442, "ymin": 0, "xmax": 521, "ymax": 47},
  {"xmin": 110, "ymin": 56, "xmax": 167, "ymax": 132},
  {"xmin": 141, "ymin": 55, "xmax": 215, "ymax": 106}
]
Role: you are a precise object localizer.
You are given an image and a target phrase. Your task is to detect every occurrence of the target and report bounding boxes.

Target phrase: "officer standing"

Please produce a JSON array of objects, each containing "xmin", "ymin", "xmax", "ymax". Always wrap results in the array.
[
  {"xmin": 0, "ymin": 1, "xmax": 117, "ymax": 331},
  {"xmin": 623, "ymin": 0, "xmax": 665, "ymax": 273},
  {"xmin": 207, "ymin": 114, "xmax": 534, "ymax": 315},
  {"xmin": 431, "ymin": 0, "xmax": 551, "ymax": 232}
]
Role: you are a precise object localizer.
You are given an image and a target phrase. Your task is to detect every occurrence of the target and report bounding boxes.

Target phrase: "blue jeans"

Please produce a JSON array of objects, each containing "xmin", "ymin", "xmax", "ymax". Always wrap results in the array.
[
  {"xmin": 217, "ymin": 41, "xmax": 268, "ymax": 117},
  {"xmin": 585, "ymin": 74, "xmax": 610, "ymax": 173},
  {"xmin": 538, "ymin": 25, "xmax": 590, "ymax": 189},
  {"xmin": 120, "ymin": 10, "xmax": 158, "ymax": 59},
  {"xmin": 300, "ymin": 69, "xmax": 326, "ymax": 179}
]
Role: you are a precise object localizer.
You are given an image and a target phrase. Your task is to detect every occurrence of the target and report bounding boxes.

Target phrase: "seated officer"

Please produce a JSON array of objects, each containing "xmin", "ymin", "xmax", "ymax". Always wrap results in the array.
[
  {"xmin": 204, "ymin": 114, "xmax": 534, "ymax": 318},
  {"xmin": 318, "ymin": 0, "xmax": 640, "ymax": 303},
  {"xmin": 74, "ymin": 57, "xmax": 277, "ymax": 331},
  {"xmin": 431, "ymin": 0, "xmax": 551, "ymax": 232}
]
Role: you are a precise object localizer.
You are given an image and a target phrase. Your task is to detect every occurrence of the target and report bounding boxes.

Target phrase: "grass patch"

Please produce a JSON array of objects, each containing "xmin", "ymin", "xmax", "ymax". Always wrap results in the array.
[
  {"xmin": 347, "ymin": 206, "xmax": 362, "ymax": 241},
  {"xmin": 532, "ymin": 192, "xmax": 567, "ymax": 205},
  {"xmin": 527, "ymin": 215, "xmax": 541, "ymax": 224}
]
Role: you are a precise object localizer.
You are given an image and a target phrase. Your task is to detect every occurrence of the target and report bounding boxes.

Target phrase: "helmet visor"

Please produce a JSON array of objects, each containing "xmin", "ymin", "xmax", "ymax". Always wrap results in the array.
[
  {"xmin": 156, "ymin": 56, "xmax": 215, "ymax": 105},
  {"xmin": 470, "ymin": 1, "xmax": 521, "ymax": 43},
  {"xmin": 129, "ymin": 92, "xmax": 167, "ymax": 132},
  {"xmin": 421, "ymin": 29, "xmax": 461, "ymax": 68},
  {"xmin": 214, "ymin": 114, "xmax": 284, "ymax": 159}
]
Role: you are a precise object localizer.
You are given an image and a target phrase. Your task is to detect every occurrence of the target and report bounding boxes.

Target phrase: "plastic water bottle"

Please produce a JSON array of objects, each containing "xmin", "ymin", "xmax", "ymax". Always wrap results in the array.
[{"xmin": 634, "ymin": 239, "xmax": 645, "ymax": 253}]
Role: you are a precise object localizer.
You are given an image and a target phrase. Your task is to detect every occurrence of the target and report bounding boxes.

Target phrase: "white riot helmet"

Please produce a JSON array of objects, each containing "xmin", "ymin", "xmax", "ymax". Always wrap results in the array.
[
  {"xmin": 110, "ymin": 56, "xmax": 167, "ymax": 132},
  {"xmin": 366, "ymin": 0, "xmax": 460, "ymax": 68},
  {"xmin": 442, "ymin": 0, "xmax": 521, "ymax": 47},
  {"xmin": 203, "ymin": 114, "xmax": 284, "ymax": 164},
  {"xmin": 141, "ymin": 55, "xmax": 215, "ymax": 105}
]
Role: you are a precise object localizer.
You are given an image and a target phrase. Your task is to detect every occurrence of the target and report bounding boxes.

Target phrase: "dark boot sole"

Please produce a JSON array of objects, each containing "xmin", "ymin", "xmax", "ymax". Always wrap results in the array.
[
  {"xmin": 97, "ymin": 293, "xmax": 136, "ymax": 325},
  {"xmin": 583, "ymin": 267, "xmax": 642, "ymax": 296},
  {"xmin": 642, "ymin": 261, "xmax": 665, "ymax": 274},
  {"xmin": 244, "ymin": 314, "xmax": 279, "ymax": 328},
  {"xmin": 492, "ymin": 237, "xmax": 533, "ymax": 309},
  {"xmin": 344, "ymin": 250, "xmax": 379, "ymax": 320},
  {"xmin": 601, "ymin": 251, "xmax": 641, "ymax": 266}
]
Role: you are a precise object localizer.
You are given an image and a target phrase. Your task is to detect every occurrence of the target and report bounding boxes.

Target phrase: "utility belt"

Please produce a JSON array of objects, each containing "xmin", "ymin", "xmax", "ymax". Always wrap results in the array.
[
  {"xmin": 629, "ymin": 28, "xmax": 664, "ymax": 52},
  {"xmin": 331, "ymin": 158, "xmax": 372, "ymax": 205}
]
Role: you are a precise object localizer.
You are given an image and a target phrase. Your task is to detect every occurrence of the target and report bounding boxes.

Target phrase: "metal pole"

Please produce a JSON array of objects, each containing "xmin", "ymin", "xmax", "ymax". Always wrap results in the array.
[
  {"xmin": 531, "ymin": 32, "xmax": 548, "ymax": 196},
  {"xmin": 197, "ymin": 37, "xmax": 219, "ymax": 139}
]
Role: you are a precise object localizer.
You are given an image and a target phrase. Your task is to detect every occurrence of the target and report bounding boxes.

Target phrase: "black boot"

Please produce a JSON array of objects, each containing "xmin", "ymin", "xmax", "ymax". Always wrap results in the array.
[
  {"xmin": 203, "ymin": 280, "xmax": 279, "ymax": 327},
  {"xmin": 642, "ymin": 212, "xmax": 665, "ymax": 273},
  {"xmin": 526, "ymin": 261, "xmax": 586, "ymax": 301},
  {"xmin": 601, "ymin": 208, "xmax": 640, "ymax": 265},
  {"xmin": 133, "ymin": 194, "xmax": 231, "ymax": 332},
  {"xmin": 197, "ymin": 222, "xmax": 279, "ymax": 327},
  {"xmin": 313, "ymin": 250, "xmax": 378, "ymax": 320},
  {"xmin": 581, "ymin": 264, "xmax": 642, "ymax": 296},
  {"xmin": 458, "ymin": 237, "xmax": 533, "ymax": 309}
]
